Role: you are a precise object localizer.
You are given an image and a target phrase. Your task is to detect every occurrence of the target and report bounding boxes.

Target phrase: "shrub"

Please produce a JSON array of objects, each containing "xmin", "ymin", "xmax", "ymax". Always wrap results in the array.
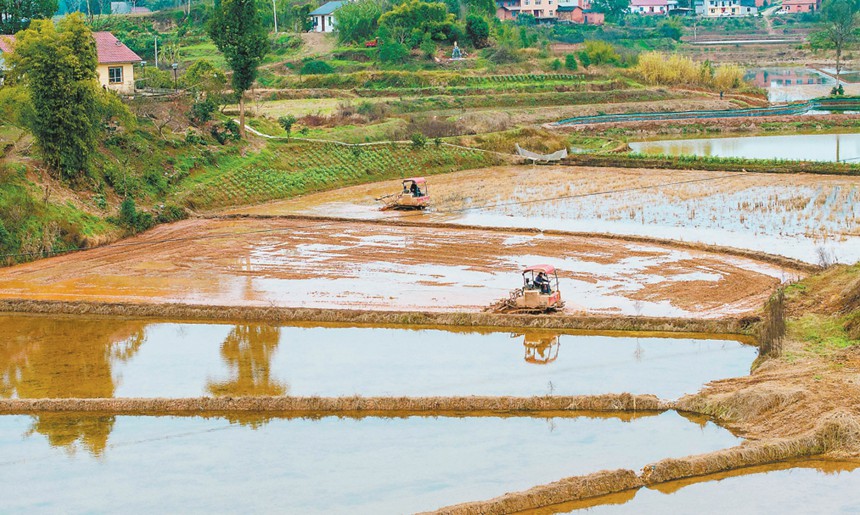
[
  {"xmin": 300, "ymin": 60, "xmax": 335, "ymax": 75},
  {"xmin": 190, "ymin": 98, "xmax": 216, "ymax": 124},
  {"xmin": 411, "ymin": 132, "xmax": 427, "ymax": 148},
  {"xmin": 578, "ymin": 49, "xmax": 591, "ymax": 68},
  {"xmin": 550, "ymin": 58, "xmax": 562, "ymax": 71},
  {"xmin": 565, "ymin": 53, "xmax": 578, "ymax": 71},
  {"xmin": 582, "ymin": 40, "xmax": 620, "ymax": 66},
  {"xmin": 465, "ymin": 14, "xmax": 490, "ymax": 49},
  {"xmin": 380, "ymin": 41, "xmax": 409, "ymax": 64}
]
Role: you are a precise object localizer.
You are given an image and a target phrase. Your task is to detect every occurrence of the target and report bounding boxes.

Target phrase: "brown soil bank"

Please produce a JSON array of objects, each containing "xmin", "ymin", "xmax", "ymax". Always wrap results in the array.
[{"xmin": 0, "ymin": 217, "xmax": 798, "ymax": 319}]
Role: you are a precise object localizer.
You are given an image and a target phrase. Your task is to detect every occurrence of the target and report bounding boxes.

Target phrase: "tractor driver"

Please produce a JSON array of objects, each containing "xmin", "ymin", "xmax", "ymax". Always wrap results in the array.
[
  {"xmin": 410, "ymin": 181, "xmax": 422, "ymax": 197},
  {"xmin": 534, "ymin": 272, "xmax": 551, "ymax": 294}
]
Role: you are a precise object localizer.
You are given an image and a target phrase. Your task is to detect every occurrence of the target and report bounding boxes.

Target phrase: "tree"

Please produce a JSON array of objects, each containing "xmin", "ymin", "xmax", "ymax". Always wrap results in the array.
[
  {"xmin": 0, "ymin": 0, "xmax": 58, "ymax": 34},
  {"xmin": 465, "ymin": 14, "xmax": 489, "ymax": 48},
  {"xmin": 564, "ymin": 53, "xmax": 578, "ymax": 70},
  {"xmin": 378, "ymin": 0, "xmax": 455, "ymax": 46},
  {"xmin": 278, "ymin": 114, "xmax": 296, "ymax": 140},
  {"xmin": 209, "ymin": 0, "xmax": 269, "ymax": 138},
  {"xmin": 334, "ymin": 0, "xmax": 384, "ymax": 44},
  {"xmin": 184, "ymin": 59, "xmax": 227, "ymax": 103},
  {"xmin": 811, "ymin": 0, "xmax": 860, "ymax": 86},
  {"xmin": 8, "ymin": 14, "xmax": 101, "ymax": 180},
  {"xmin": 590, "ymin": 0, "xmax": 629, "ymax": 21}
]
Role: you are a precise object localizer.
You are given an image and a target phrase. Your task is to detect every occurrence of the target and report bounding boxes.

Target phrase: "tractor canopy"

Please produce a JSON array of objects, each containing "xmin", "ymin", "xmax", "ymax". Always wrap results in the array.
[
  {"xmin": 403, "ymin": 177, "xmax": 426, "ymax": 185},
  {"xmin": 522, "ymin": 264, "xmax": 555, "ymax": 275}
]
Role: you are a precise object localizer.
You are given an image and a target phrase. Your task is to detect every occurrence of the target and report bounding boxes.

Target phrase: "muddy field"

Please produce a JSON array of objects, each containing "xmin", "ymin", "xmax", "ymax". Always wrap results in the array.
[
  {"xmin": 0, "ymin": 217, "xmax": 794, "ymax": 318},
  {"xmin": 228, "ymin": 166, "xmax": 860, "ymax": 264}
]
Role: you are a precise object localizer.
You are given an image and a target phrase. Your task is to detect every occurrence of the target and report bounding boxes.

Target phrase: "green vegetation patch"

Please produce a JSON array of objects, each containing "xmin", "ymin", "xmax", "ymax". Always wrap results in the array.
[{"xmin": 176, "ymin": 140, "xmax": 499, "ymax": 209}]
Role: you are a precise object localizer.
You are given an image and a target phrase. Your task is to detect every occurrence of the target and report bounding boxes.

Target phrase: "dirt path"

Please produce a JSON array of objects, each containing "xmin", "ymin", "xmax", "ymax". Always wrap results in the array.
[{"xmin": 0, "ymin": 217, "xmax": 796, "ymax": 318}]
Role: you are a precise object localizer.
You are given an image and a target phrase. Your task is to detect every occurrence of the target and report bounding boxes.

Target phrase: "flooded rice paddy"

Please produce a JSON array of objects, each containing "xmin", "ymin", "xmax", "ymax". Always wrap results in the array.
[
  {"xmin": 744, "ymin": 67, "xmax": 848, "ymax": 102},
  {"xmin": 0, "ymin": 315, "xmax": 755, "ymax": 399},
  {"xmin": 629, "ymin": 133, "xmax": 860, "ymax": 163},
  {"xmin": 550, "ymin": 459, "xmax": 860, "ymax": 514},
  {"xmin": 0, "ymin": 218, "xmax": 791, "ymax": 317},
  {"xmin": 228, "ymin": 166, "xmax": 860, "ymax": 264},
  {"xmin": 0, "ymin": 411, "xmax": 740, "ymax": 513}
]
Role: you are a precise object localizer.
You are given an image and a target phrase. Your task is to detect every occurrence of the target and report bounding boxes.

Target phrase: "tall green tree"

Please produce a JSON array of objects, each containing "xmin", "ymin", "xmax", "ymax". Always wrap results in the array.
[
  {"xmin": 209, "ymin": 0, "xmax": 269, "ymax": 137},
  {"xmin": 590, "ymin": 0, "xmax": 629, "ymax": 21},
  {"xmin": 334, "ymin": 0, "xmax": 384, "ymax": 44},
  {"xmin": 9, "ymin": 13, "xmax": 101, "ymax": 179},
  {"xmin": 0, "ymin": 0, "xmax": 58, "ymax": 34},
  {"xmin": 378, "ymin": 0, "xmax": 455, "ymax": 45},
  {"xmin": 811, "ymin": 0, "xmax": 860, "ymax": 85}
]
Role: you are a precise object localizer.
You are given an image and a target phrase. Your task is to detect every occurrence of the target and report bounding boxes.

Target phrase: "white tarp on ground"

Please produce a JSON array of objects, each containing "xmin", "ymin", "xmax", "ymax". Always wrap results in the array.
[{"xmin": 516, "ymin": 144, "xmax": 569, "ymax": 161}]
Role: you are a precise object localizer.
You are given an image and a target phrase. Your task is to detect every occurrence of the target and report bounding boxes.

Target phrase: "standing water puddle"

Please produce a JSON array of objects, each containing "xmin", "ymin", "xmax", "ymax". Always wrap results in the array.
[
  {"xmin": 546, "ymin": 459, "xmax": 860, "ymax": 514},
  {"xmin": 0, "ymin": 315, "xmax": 756, "ymax": 399},
  {"xmin": 0, "ymin": 411, "xmax": 741, "ymax": 513},
  {"xmin": 629, "ymin": 133, "xmax": 860, "ymax": 163}
]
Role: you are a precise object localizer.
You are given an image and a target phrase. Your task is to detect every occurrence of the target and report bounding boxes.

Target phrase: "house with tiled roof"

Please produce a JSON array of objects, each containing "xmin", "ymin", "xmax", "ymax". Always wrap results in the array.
[
  {"xmin": 629, "ymin": 0, "xmax": 670, "ymax": 14},
  {"xmin": 0, "ymin": 31, "xmax": 142, "ymax": 94},
  {"xmin": 309, "ymin": 1, "xmax": 346, "ymax": 33},
  {"xmin": 782, "ymin": 0, "xmax": 820, "ymax": 13}
]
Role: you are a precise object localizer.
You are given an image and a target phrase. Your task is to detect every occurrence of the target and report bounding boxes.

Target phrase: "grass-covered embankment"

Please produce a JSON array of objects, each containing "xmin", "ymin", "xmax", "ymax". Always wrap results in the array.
[
  {"xmin": 176, "ymin": 140, "xmax": 502, "ymax": 210},
  {"xmin": 561, "ymin": 153, "xmax": 860, "ymax": 176}
]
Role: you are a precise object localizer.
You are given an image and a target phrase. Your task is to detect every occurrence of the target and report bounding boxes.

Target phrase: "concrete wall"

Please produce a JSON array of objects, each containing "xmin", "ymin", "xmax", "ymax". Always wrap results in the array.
[{"xmin": 96, "ymin": 63, "xmax": 135, "ymax": 95}]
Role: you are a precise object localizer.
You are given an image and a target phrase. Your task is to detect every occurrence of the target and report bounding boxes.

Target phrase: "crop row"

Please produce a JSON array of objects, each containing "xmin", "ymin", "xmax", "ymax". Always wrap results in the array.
[{"xmin": 182, "ymin": 143, "xmax": 497, "ymax": 209}]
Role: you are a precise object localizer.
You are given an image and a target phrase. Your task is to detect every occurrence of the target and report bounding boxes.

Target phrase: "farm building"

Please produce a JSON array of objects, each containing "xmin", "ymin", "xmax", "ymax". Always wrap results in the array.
[
  {"xmin": 0, "ymin": 31, "xmax": 142, "ymax": 94},
  {"xmin": 703, "ymin": 0, "xmax": 758, "ymax": 16},
  {"xmin": 628, "ymin": 0, "xmax": 670, "ymax": 14},
  {"xmin": 782, "ymin": 0, "xmax": 820, "ymax": 13},
  {"xmin": 496, "ymin": 0, "xmax": 559, "ymax": 21},
  {"xmin": 309, "ymin": 1, "xmax": 346, "ymax": 33}
]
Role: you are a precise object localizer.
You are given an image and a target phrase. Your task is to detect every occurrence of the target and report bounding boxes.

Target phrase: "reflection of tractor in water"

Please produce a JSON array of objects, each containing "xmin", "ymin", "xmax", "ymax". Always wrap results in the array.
[
  {"xmin": 513, "ymin": 332, "xmax": 561, "ymax": 364},
  {"xmin": 377, "ymin": 177, "xmax": 430, "ymax": 211},
  {"xmin": 487, "ymin": 265, "xmax": 565, "ymax": 314}
]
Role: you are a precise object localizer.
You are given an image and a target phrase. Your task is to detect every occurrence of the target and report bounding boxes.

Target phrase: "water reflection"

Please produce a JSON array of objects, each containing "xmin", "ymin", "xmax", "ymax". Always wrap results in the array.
[
  {"xmin": 206, "ymin": 324, "xmax": 287, "ymax": 397},
  {"xmin": 547, "ymin": 459, "xmax": 860, "ymax": 514},
  {"xmin": 0, "ymin": 316, "xmax": 756, "ymax": 400},
  {"xmin": 629, "ymin": 133, "xmax": 860, "ymax": 162},
  {"xmin": 1, "ymin": 412, "xmax": 741, "ymax": 513},
  {"xmin": 0, "ymin": 317, "xmax": 146, "ymax": 455},
  {"xmin": 515, "ymin": 332, "xmax": 561, "ymax": 365}
]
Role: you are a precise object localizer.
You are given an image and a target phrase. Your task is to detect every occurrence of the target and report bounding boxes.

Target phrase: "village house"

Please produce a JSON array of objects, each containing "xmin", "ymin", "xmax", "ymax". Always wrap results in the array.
[
  {"xmin": 782, "ymin": 0, "xmax": 820, "ymax": 13},
  {"xmin": 0, "ymin": 31, "xmax": 141, "ymax": 94},
  {"xmin": 703, "ymin": 0, "xmax": 758, "ymax": 16},
  {"xmin": 556, "ymin": 0, "xmax": 605, "ymax": 24},
  {"xmin": 496, "ymin": 0, "xmax": 559, "ymax": 21},
  {"xmin": 628, "ymin": 0, "xmax": 670, "ymax": 14},
  {"xmin": 309, "ymin": 1, "xmax": 346, "ymax": 33}
]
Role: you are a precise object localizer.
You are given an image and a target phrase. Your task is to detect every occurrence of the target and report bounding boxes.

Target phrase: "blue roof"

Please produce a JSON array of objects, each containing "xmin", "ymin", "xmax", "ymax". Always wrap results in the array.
[{"xmin": 309, "ymin": 1, "xmax": 345, "ymax": 15}]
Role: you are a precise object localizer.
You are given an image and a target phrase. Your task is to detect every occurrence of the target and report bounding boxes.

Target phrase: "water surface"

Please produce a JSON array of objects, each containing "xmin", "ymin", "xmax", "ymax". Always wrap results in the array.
[
  {"xmin": 629, "ymin": 133, "xmax": 860, "ymax": 163},
  {"xmin": 0, "ymin": 315, "xmax": 756, "ymax": 399},
  {"xmin": 550, "ymin": 459, "xmax": 860, "ymax": 514},
  {"xmin": 0, "ymin": 411, "xmax": 741, "ymax": 514}
]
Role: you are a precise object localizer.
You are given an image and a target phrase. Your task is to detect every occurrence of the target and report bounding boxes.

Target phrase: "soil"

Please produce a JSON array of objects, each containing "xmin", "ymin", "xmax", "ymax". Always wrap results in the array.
[
  {"xmin": 0, "ymin": 217, "xmax": 795, "ymax": 318},
  {"xmin": 224, "ymin": 165, "xmax": 860, "ymax": 264}
]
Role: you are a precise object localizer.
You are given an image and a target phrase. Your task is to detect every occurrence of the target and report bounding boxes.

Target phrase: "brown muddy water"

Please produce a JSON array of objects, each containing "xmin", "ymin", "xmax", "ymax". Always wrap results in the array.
[
  {"xmin": 0, "ymin": 411, "xmax": 740, "ymax": 513},
  {"xmin": 544, "ymin": 459, "xmax": 860, "ymax": 514},
  {"xmin": 0, "ymin": 315, "xmax": 755, "ymax": 399},
  {"xmin": 227, "ymin": 166, "xmax": 860, "ymax": 265},
  {"xmin": 0, "ymin": 218, "xmax": 790, "ymax": 318}
]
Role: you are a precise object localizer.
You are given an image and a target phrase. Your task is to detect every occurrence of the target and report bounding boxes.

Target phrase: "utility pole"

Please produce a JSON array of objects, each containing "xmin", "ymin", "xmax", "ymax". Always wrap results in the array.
[
  {"xmin": 272, "ymin": 0, "xmax": 278, "ymax": 33},
  {"xmin": 154, "ymin": 36, "xmax": 159, "ymax": 68}
]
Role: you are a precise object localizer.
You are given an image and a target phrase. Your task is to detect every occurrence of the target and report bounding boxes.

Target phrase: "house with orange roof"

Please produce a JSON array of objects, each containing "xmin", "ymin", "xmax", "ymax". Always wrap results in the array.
[{"xmin": 0, "ymin": 31, "xmax": 142, "ymax": 94}]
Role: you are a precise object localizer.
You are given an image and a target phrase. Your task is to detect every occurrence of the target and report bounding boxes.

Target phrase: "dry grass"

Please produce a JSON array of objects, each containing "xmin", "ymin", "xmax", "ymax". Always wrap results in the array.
[
  {"xmin": 429, "ymin": 469, "xmax": 643, "ymax": 515},
  {"xmin": 0, "ymin": 394, "xmax": 668, "ymax": 415},
  {"xmin": 0, "ymin": 299, "xmax": 757, "ymax": 335}
]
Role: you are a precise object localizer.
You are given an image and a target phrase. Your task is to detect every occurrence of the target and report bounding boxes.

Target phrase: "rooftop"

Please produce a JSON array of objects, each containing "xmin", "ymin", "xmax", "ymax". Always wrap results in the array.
[
  {"xmin": 309, "ymin": 1, "xmax": 346, "ymax": 16},
  {"xmin": 0, "ymin": 31, "xmax": 141, "ymax": 64},
  {"xmin": 630, "ymin": 0, "xmax": 669, "ymax": 6}
]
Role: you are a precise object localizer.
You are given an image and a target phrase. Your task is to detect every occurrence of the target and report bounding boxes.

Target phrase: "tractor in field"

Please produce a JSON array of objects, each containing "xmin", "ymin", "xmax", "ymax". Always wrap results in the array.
[
  {"xmin": 487, "ymin": 265, "xmax": 565, "ymax": 314},
  {"xmin": 377, "ymin": 177, "xmax": 430, "ymax": 211}
]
